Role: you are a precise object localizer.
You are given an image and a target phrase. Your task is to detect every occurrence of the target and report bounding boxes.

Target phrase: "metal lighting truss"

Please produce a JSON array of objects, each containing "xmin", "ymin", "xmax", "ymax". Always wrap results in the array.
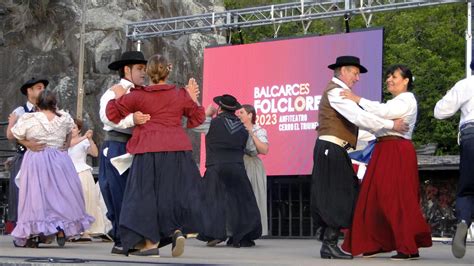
[{"xmin": 126, "ymin": 0, "xmax": 465, "ymax": 40}]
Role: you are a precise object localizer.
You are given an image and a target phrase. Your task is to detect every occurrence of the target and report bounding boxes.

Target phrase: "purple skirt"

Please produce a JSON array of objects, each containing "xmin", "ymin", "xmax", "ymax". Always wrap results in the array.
[{"xmin": 11, "ymin": 147, "xmax": 94, "ymax": 245}]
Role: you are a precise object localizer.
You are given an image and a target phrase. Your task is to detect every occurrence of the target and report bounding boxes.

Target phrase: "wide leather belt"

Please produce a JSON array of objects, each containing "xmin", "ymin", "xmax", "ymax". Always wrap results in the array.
[
  {"xmin": 104, "ymin": 130, "xmax": 131, "ymax": 143},
  {"xmin": 376, "ymin": 135, "xmax": 404, "ymax": 142},
  {"xmin": 318, "ymin": 135, "xmax": 353, "ymax": 151}
]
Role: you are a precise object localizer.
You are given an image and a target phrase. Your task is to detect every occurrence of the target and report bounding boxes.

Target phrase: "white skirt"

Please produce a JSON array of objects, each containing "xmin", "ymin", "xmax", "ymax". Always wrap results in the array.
[{"xmin": 78, "ymin": 169, "xmax": 112, "ymax": 235}]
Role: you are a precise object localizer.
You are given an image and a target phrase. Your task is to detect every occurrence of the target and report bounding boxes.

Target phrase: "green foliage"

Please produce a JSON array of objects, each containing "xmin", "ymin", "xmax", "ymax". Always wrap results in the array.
[
  {"xmin": 224, "ymin": 1, "xmax": 467, "ymax": 154},
  {"xmin": 373, "ymin": 5, "xmax": 465, "ymax": 155}
]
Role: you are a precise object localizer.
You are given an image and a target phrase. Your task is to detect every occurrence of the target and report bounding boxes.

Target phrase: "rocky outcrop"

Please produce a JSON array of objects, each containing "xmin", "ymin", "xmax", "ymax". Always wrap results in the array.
[{"xmin": 0, "ymin": 0, "xmax": 226, "ymax": 160}]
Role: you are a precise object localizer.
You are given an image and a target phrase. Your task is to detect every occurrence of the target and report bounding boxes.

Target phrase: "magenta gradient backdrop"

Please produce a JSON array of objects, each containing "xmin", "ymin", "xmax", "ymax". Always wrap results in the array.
[{"xmin": 200, "ymin": 29, "xmax": 384, "ymax": 176}]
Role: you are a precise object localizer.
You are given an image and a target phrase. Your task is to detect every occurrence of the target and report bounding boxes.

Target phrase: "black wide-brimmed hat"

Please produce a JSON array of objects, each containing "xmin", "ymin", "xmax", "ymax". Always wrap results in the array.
[
  {"xmin": 20, "ymin": 77, "xmax": 49, "ymax": 95},
  {"xmin": 108, "ymin": 51, "xmax": 147, "ymax": 71},
  {"xmin": 213, "ymin": 94, "xmax": 242, "ymax": 111},
  {"xmin": 328, "ymin": 55, "xmax": 368, "ymax": 73}
]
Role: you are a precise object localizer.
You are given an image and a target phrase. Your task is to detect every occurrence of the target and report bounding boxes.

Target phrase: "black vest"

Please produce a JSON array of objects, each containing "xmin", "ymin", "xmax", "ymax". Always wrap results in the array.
[
  {"xmin": 16, "ymin": 103, "xmax": 35, "ymax": 153},
  {"xmin": 205, "ymin": 112, "xmax": 249, "ymax": 167}
]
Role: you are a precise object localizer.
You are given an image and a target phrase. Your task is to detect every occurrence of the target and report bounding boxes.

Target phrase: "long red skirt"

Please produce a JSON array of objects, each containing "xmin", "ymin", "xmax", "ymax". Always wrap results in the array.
[{"xmin": 342, "ymin": 139, "xmax": 432, "ymax": 255}]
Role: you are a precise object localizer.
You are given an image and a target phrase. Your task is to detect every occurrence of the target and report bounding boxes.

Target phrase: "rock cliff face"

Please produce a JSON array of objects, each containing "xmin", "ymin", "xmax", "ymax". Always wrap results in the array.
[{"xmin": 0, "ymin": 0, "xmax": 226, "ymax": 158}]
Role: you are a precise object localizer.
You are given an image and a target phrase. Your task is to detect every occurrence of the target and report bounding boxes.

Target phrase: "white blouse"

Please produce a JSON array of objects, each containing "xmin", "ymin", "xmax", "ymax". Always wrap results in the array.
[
  {"xmin": 328, "ymin": 77, "xmax": 395, "ymax": 133},
  {"xmin": 359, "ymin": 91, "xmax": 418, "ymax": 139},
  {"xmin": 245, "ymin": 124, "xmax": 268, "ymax": 156},
  {"xmin": 68, "ymin": 139, "xmax": 92, "ymax": 173},
  {"xmin": 11, "ymin": 110, "xmax": 74, "ymax": 149}
]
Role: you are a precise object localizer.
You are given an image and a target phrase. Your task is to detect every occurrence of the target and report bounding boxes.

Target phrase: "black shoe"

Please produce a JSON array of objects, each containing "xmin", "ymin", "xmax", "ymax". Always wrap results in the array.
[
  {"xmin": 172, "ymin": 230, "xmax": 185, "ymax": 257},
  {"xmin": 320, "ymin": 243, "xmax": 352, "ymax": 259},
  {"xmin": 226, "ymin": 237, "xmax": 233, "ymax": 246},
  {"xmin": 111, "ymin": 245, "xmax": 127, "ymax": 255},
  {"xmin": 452, "ymin": 221, "xmax": 468, "ymax": 259},
  {"xmin": 206, "ymin": 239, "xmax": 224, "ymax": 247},
  {"xmin": 390, "ymin": 252, "xmax": 420, "ymax": 260},
  {"xmin": 129, "ymin": 248, "xmax": 160, "ymax": 257},
  {"xmin": 240, "ymin": 239, "xmax": 256, "ymax": 247},
  {"xmin": 13, "ymin": 238, "xmax": 39, "ymax": 248},
  {"xmin": 320, "ymin": 227, "xmax": 352, "ymax": 259},
  {"xmin": 56, "ymin": 227, "xmax": 66, "ymax": 247},
  {"xmin": 70, "ymin": 237, "xmax": 93, "ymax": 242}
]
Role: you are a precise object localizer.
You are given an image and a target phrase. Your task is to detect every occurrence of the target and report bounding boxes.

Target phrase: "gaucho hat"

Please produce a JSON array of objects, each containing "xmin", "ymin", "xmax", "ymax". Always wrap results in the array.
[
  {"xmin": 20, "ymin": 77, "xmax": 49, "ymax": 95},
  {"xmin": 328, "ymin": 55, "xmax": 368, "ymax": 73},
  {"xmin": 213, "ymin": 94, "xmax": 242, "ymax": 111},
  {"xmin": 108, "ymin": 51, "xmax": 147, "ymax": 71}
]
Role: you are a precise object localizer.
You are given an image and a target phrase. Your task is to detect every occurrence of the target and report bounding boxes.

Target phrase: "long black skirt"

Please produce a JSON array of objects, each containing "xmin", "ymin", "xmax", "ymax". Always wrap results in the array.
[
  {"xmin": 198, "ymin": 163, "xmax": 262, "ymax": 244},
  {"xmin": 310, "ymin": 139, "xmax": 359, "ymax": 229},
  {"xmin": 119, "ymin": 151, "xmax": 202, "ymax": 251},
  {"xmin": 8, "ymin": 152, "xmax": 24, "ymax": 222}
]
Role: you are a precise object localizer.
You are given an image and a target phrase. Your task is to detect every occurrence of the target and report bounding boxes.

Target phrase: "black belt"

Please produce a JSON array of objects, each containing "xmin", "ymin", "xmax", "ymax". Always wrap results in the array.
[
  {"xmin": 104, "ymin": 130, "xmax": 131, "ymax": 143},
  {"xmin": 460, "ymin": 122, "xmax": 474, "ymax": 142},
  {"xmin": 460, "ymin": 122, "xmax": 474, "ymax": 132}
]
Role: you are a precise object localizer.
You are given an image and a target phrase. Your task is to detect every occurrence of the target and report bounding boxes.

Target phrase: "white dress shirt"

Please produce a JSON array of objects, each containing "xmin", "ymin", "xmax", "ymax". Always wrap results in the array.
[
  {"xmin": 99, "ymin": 79, "xmax": 135, "ymax": 134},
  {"xmin": 434, "ymin": 75, "xmax": 474, "ymax": 128},
  {"xmin": 12, "ymin": 101, "xmax": 35, "ymax": 117},
  {"xmin": 187, "ymin": 116, "xmax": 212, "ymax": 134},
  {"xmin": 358, "ymin": 92, "xmax": 417, "ymax": 139},
  {"xmin": 328, "ymin": 77, "xmax": 394, "ymax": 133}
]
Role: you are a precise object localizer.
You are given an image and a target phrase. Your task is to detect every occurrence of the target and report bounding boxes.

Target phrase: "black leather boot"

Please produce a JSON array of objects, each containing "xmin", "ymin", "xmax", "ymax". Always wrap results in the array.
[{"xmin": 320, "ymin": 227, "xmax": 352, "ymax": 259}]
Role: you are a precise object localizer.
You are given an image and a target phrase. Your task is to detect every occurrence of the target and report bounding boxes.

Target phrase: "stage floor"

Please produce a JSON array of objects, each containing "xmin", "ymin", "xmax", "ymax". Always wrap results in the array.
[{"xmin": 0, "ymin": 236, "xmax": 472, "ymax": 265}]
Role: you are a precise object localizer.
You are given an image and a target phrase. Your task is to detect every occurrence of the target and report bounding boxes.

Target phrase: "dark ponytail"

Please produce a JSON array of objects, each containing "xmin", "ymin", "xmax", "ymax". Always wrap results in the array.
[{"xmin": 37, "ymin": 90, "xmax": 61, "ymax": 116}]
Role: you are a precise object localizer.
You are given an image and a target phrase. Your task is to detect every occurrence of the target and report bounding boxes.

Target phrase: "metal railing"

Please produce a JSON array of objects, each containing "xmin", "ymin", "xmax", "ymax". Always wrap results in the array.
[
  {"xmin": 268, "ymin": 175, "xmax": 313, "ymax": 237},
  {"xmin": 126, "ymin": 0, "xmax": 463, "ymax": 40}
]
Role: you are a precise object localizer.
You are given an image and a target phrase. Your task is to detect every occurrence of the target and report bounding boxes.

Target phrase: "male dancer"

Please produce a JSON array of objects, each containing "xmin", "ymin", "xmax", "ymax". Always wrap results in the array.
[
  {"xmin": 98, "ymin": 51, "xmax": 149, "ymax": 255},
  {"xmin": 434, "ymin": 61, "xmax": 474, "ymax": 259},
  {"xmin": 6, "ymin": 78, "xmax": 48, "ymax": 230}
]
